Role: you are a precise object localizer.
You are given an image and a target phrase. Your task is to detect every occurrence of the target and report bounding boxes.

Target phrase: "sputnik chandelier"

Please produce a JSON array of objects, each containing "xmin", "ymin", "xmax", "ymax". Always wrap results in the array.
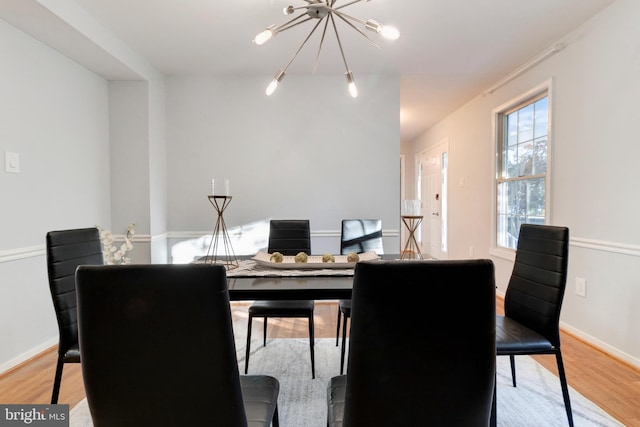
[{"xmin": 253, "ymin": 0, "xmax": 400, "ymax": 98}]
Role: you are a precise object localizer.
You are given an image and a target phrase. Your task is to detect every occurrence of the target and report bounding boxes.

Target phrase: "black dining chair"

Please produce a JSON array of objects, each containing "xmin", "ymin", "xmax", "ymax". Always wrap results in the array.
[
  {"xmin": 496, "ymin": 224, "xmax": 573, "ymax": 426},
  {"xmin": 246, "ymin": 219, "xmax": 316, "ymax": 379},
  {"xmin": 327, "ymin": 259, "xmax": 496, "ymax": 427},
  {"xmin": 336, "ymin": 219, "xmax": 383, "ymax": 374},
  {"xmin": 46, "ymin": 227, "xmax": 104, "ymax": 404},
  {"xmin": 76, "ymin": 264, "xmax": 280, "ymax": 427}
]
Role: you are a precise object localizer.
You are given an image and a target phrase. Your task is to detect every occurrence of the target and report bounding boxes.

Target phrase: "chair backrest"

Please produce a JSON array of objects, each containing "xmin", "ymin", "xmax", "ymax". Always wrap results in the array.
[
  {"xmin": 344, "ymin": 259, "xmax": 496, "ymax": 427},
  {"xmin": 46, "ymin": 228, "xmax": 104, "ymax": 355},
  {"xmin": 76, "ymin": 264, "xmax": 248, "ymax": 426},
  {"xmin": 268, "ymin": 219, "xmax": 311, "ymax": 255},
  {"xmin": 340, "ymin": 219, "xmax": 384, "ymax": 255},
  {"xmin": 504, "ymin": 224, "xmax": 570, "ymax": 347}
]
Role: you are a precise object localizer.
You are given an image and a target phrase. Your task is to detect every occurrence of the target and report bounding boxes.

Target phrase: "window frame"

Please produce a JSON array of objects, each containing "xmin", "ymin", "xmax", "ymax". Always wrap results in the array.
[{"xmin": 490, "ymin": 79, "xmax": 553, "ymax": 260}]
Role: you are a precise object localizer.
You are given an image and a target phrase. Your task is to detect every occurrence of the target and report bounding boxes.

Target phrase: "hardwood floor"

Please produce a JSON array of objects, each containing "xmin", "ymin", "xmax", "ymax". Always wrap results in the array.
[{"xmin": 1, "ymin": 299, "xmax": 639, "ymax": 426}]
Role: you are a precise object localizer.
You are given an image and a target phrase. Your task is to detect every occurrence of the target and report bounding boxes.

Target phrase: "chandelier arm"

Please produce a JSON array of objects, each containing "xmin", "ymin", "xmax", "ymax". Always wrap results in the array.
[
  {"xmin": 312, "ymin": 18, "xmax": 331, "ymax": 74},
  {"xmin": 329, "ymin": 8, "xmax": 366, "ymax": 25},
  {"xmin": 332, "ymin": 0, "xmax": 367, "ymax": 11},
  {"xmin": 276, "ymin": 15, "xmax": 319, "ymax": 34},
  {"xmin": 273, "ymin": 13, "xmax": 314, "ymax": 34},
  {"xmin": 282, "ymin": 18, "xmax": 326, "ymax": 72},
  {"xmin": 287, "ymin": 6, "xmax": 311, "ymax": 13},
  {"xmin": 329, "ymin": 13, "xmax": 351, "ymax": 72},
  {"xmin": 332, "ymin": 10, "xmax": 382, "ymax": 49}
]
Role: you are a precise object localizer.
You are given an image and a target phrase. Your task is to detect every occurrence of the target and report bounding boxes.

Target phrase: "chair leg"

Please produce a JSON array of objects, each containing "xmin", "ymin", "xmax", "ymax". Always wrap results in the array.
[
  {"xmin": 245, "ymin": 314, "xmax": 253, "ymax": 374},
  {"xmin": 273, "ymin": 403, "xmax": 280, "ymax": 427},
  {"xmin": 262, "ymin": 316, "xmax": 268, "ymax": 346},
  {"xmin": 51, "ymin": 356, "xmax": 64, "ymax": 404},
  {"xmin": 335, "ymin": 309, "xmax": 341, "ymax": 347},
  {"xmin": 340, "ymin": 316, "xmax": 348, "ymax": 375},
  {"xmin": 309, "ymin": 314, "xmax": 315, "ymax": 379},
  {"xmin": 555, "ymin": 351, "xmax": 574, "ymax": 427},
  {"xmin": 509, "ymin": 354, "xmax": 517, "ymax": 387},
  {"xmin": 490, "ymin": 370, "xmax": 497, "ymax": 427}
]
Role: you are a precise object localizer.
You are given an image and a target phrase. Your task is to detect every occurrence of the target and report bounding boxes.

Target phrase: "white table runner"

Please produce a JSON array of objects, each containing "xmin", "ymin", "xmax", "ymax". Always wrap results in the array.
[{"xmin": 224, "ymin": 259, "xmax": 355, "ymax": 277}]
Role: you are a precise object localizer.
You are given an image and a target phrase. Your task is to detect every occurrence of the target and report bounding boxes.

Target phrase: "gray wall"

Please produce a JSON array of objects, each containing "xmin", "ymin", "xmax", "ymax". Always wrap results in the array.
[
  {"xmin": 0, "ymin": 20, "xmax": 112, "ymax": 369},
  {"xmin": 165, "ymin": 75, "xmax": 401, "ymax": 256}
]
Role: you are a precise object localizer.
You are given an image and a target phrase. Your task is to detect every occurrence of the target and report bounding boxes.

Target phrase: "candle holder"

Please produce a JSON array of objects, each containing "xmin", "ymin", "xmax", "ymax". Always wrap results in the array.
[
  {"xmin": 205, "ymin": 194, "xmax": 239, "ymax": 270},
  {"xmin": 400, "ymin": 215, "xmax": 424, "ymax": 260},
  {"xmin": 400, "ymin": 200, "xmax": 423, "ymax": 260}
]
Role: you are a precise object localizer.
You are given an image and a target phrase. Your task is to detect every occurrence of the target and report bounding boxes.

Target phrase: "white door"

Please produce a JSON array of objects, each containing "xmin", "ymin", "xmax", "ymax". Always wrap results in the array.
[
  {"xmin": 400, "ymin": 155, "xmax": 406, "ymax": 249},
  {"xmin": 418, "ymin": 141, "xmax": 448, "ymax": 259}
]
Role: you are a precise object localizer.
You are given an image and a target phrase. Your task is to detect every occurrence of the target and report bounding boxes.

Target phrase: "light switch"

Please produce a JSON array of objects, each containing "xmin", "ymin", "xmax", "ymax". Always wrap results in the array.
[{"xmin": 5, "ymin": 152, "xmax": 20, "ymax": 173}]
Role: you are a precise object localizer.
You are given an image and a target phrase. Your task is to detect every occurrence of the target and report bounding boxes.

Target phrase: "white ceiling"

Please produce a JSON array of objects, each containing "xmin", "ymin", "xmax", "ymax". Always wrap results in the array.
[{"xmin": 1, "ymin": 0, "xmax": 616, "ymax": 141}]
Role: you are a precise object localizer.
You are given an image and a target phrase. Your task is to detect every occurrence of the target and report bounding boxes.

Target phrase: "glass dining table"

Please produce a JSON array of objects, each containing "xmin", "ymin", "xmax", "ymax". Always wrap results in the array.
[{"xmin": 227, "ymin": 274, "xmax": 355, "ymax": 301}]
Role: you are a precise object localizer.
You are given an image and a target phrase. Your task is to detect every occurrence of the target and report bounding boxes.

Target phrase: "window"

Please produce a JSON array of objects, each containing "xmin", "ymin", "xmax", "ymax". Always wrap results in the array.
[{"xmin": 496, "ymin": 89, "xmax": 549, "ymax": 250}]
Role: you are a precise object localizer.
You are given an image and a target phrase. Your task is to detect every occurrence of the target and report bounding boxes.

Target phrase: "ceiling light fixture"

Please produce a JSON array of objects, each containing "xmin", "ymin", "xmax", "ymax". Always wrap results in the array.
[{"xmin": 253, "ymin": 0, "xmax": 399, "ymax": 98}]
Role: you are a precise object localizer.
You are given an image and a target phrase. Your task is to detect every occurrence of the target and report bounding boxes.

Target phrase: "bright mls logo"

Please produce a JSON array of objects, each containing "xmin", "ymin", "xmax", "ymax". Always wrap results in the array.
[{"xmin": 0, "ymin": 405, "xmax": 68, "ymax": 426}]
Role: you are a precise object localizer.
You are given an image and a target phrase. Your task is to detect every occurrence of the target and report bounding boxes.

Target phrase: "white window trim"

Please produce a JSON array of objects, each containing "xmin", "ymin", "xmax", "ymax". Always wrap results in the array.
[{"xmin": 489, "ymin": 78, "xmax": 554, "ymax": 261}]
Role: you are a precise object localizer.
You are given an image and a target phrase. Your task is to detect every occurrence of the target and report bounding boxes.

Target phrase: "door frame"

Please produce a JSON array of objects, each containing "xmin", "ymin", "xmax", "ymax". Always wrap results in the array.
[{"xmin": 416, "ymin": 139, "xmax": 449, "ymax": 259}]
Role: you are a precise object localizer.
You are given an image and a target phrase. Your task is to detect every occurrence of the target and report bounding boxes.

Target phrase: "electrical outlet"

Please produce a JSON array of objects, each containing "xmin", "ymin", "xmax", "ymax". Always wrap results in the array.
[{"xmin": 575, "ymin": 277, "xmax": 586, "ymax": 298}]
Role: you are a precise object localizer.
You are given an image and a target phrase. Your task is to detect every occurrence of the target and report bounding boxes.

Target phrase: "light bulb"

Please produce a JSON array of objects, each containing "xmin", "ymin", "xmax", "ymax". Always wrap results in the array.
[
  {"xmin": 266, "ymin": 69, "xmax": 286, "ymax": 96},
  {"xmin": 348, "ymin": 82, "xmax": 358, "ymax": 98},
  {"xmin": 283, "ymin": 5, "xmax": 294, "ymax": 15},
  {"xmin": 253, "ymin": 28, "xmax": 274, "ymax": 45},
  {"xmin": 365, "ymin": 20, "xmax": 400, "ymax": 40},
  {"xmin": 380, "ymin": 25, "xmax": 400, "ymax": 40},
  {"xmin": 345, "ymin": 71, "xmax": 358, "ymax": 98},
  {"xmin": 266, "ymin": 80, "xmax": 279, "ymax": 96}
]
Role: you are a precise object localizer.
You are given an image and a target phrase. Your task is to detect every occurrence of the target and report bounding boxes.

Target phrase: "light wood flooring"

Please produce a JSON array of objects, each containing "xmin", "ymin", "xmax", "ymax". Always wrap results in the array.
[{"xmin": 1, "ymin": 299, "xmax": 639, "ymax": 426}]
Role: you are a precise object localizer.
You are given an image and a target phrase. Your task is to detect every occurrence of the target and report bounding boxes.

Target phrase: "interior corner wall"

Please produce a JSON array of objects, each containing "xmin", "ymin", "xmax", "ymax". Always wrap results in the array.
[
  {"xmin": 0, "ymin": 19, "xmax": 111, "ymax": 370},
  {"xmin": 409, "ymin": 0, "xmax": 640, "ymax": 366},
  {"xmin": 400, "ymin": 140, "xmax": 415, "ymax": 200},
  {"xmin": 108, "ymin": 81, "xmax": 152, "ymax": 262},
  {"xmin": 165, "ymin": 74, "xmax": 402, "ymax": 256},
  {"xmin": 148, "ymin": 78, "xmax": 168, "ymax": 263}
]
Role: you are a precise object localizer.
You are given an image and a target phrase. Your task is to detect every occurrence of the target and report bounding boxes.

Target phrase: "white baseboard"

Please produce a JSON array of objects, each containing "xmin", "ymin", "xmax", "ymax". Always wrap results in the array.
[
  {"xmin": 0, "ymin": 337, "xmax": 58, "ymax": 375},
  {"xmin": 559, "ymin": 321, "xmax": 640, "ymax": 370}
]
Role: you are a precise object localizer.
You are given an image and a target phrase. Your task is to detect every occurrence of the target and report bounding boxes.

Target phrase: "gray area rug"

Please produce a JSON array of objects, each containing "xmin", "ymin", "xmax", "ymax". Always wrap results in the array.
[{"xmin": 71, "ymin": 330, "xmax": 623, "ymax": 426}]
